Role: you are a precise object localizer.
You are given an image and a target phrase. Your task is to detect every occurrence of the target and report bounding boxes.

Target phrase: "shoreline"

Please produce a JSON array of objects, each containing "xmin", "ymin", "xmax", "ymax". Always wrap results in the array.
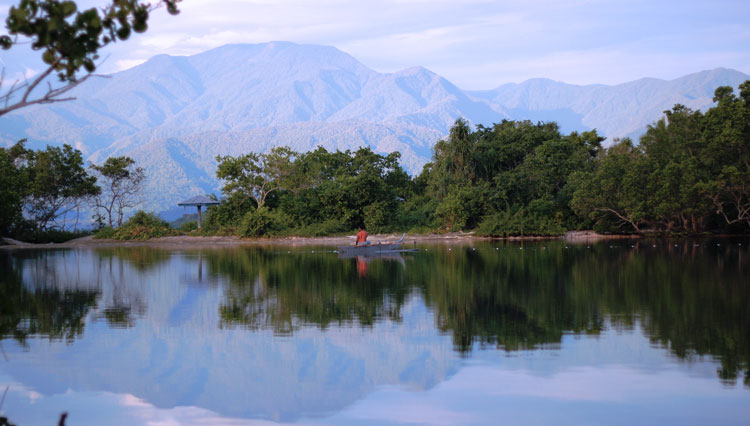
[
  {"xmin": 2, "ymin": 230, "xmax": 746, "ymax": 250},
  {"xmin": 1, "ymin": 232, "xmax": 488, "ymax": 249}
]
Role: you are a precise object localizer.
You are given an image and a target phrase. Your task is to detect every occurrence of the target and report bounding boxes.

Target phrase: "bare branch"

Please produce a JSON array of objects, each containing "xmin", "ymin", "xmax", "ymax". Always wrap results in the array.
[
  {"xmin": 595, "ymin": 207, "xmax": 641, "ymax": 233},
  {"xmin": 21, "ymin": 58, "xmax": 62, "ymax": 104},
  {"xmin": 0, "ymin": 71, "xmax": 105, "ymax": 116}
]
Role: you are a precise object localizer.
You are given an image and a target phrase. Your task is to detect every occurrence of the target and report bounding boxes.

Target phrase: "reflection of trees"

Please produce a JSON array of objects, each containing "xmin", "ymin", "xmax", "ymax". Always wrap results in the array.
[
  {"xmin": 0, "ymin": 252, "xmax": 98, "ymax": 344},
  {"xmin": 2, "ymin": 242, "xmax": 747, "ymax": 387},
  {"xmin": 0, "ymin": 247, "xmax": 172, "ymax": 340},
  {"xmin": 207, "ymin": 248, "xmax": 410, "ymax": 333},
  {"xmin": 412, "ymin": 241, "xmax": 750, "ymax": 386},
  {"xmin": 94, "ymin": 247, "xmax": 172, "ymax": 272},
  {"xmin": 208, "ymin": 241, "xmax": 750, "ymax": 386},
  {"xmin": 91, "ymin": 247, "xmax": 167, "ymax": 328},
  {"xmin": 569, "ymin": 242, "xmax": 750, "ymax": 387},
  {"xmin": 410, "ymin": 245, "xmax": 604, "ymax": 353}
]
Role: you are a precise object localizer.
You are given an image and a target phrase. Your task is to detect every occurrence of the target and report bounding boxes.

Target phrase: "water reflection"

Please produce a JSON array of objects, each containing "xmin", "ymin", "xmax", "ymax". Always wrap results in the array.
[
  {"xmin": 0, "ymin": 240, "xmax": 748, "ymax": 423},
  {"xmin": 0, "ymin": 251, "xmax": 98, "ymax": 344},
  {"xmin": 214, "ymin": 248, "xmax": 410, "ymax": 331},
  {"xmin": 337, "ymin": 251, "xmax": 407, "ymax": 277}
]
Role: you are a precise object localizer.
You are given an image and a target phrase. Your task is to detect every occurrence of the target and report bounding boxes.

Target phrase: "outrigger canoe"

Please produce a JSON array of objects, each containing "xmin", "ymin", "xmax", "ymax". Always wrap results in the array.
[{"xmin": 337, "ymin": 233, "xmax": 416, "ymax": 256}]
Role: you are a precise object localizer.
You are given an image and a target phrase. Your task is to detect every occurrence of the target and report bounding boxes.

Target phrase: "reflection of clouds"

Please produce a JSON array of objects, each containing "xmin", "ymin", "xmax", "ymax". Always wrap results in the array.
[
  {"xmin": 4, "ymin": 245, "xmax": 749, "ymax": 424},
  {"xmin": 0, "ymin": 375, "xmax": 275, "ymax": 426},
  {"xmin": 2, "ymin": 357, "xmax": 747, "ymax": 426},
  {"xmin": 1, "ymin": 311, "xmax": 458, "ymax": 422},
  {"xmin": 325, "ymin": 364, "xmax": 748, "ymax": 426},
  {"xmin": 2, "ymin": 263, "xmax": 458, "ymax": 422},
  {"xmin": 339, "ymin": 392, "xmax": 477, "ymax": 425}
]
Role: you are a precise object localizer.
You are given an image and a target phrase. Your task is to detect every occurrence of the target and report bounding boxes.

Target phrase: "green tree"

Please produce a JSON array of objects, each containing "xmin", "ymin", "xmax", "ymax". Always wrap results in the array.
[
  {"xmin": 638, "ymin": 105, "xmax": 710, "ymax": 232},
  {"xmin": 570, "ymin": 139, "xmax": 650, "ymax": 233},
  {"xmin": 699, "ymin": 82, "xmax": 750, "ymax": 228},
  {"xmin": 0, "ymin": 0, "xmax": 181, "ymax": 115},
  {"xmin": 428, "ymin": 118, "xmax": 477, "ymax": 200},
  {"xmin": 272, "ymin": 146, "xmax": 409, "ymax": 232},
  {"xmin": 573, "ymin": 82, "xmax": 750, "ymax": 234},
  {"xmin": 0, "ymin": 140, "xmax": 28, "ymax": 235},
  {"xmin": 22, "ymin": 143, "xmax": 99, "ymax": 231},
  {"xmin": 425, "ymin": 119, "xmax": 601, "ymax": 233},
  {"xmin": 90, "ymin": 155, "xmax": 145, "ymax": 227},
  {"xmin": 216, "ymin": 146, "xmax": 300, "ymax": 210}
]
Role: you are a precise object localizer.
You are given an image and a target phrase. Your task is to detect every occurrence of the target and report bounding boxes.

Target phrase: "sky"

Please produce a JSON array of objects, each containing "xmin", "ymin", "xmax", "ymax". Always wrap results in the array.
[{"xmin": 1, "ymin": 0, "xmax": 749, "ymax": 90}]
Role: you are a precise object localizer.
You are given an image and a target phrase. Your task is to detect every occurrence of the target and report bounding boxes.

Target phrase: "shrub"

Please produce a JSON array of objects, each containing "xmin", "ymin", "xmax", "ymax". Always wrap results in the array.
[
  {"xmin": 14, "ymin": 228, "xmax": 92, "ymax": 243},
  {"xmin": 476, "ymin": 209, "xmax": 566, "ymax": 237},
  {"xmin": 179, "ymin": 221, "xmax": 198, "ymax": 233},
  {"xmin": 103, "ymin": 211, "xmax": 178, "ymax": 240},
  {"xmin": 239, "ymin": 208, "xmax": 290, "ymax": 238},
  {"xmin": 282, "ymin": 217, "xmax": 350, "ymax": 237},
  {"xmin": 435, "ymin": 194, "xmax": 469, "ymax": 231},
  {"xmin": 394, "ymin": 195, "xmax": 438, "ymax": 232},
  {"xmin": 202, "ymin": 194, "xmax": 253, "ymax": 234},
  {"xmin": 363, "ymin": 201, "xmax": 393, "ymax": 234},
  {"xmin": 94, "ymin": 226, "xmax": 117, "ymax": 239}
]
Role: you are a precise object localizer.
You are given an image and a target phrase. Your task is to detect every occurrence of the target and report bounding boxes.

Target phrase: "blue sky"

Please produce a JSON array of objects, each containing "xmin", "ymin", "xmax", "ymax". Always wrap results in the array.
[{"xmin": 1, "ymin": 0, "xmax": 749, "ymax": 89}]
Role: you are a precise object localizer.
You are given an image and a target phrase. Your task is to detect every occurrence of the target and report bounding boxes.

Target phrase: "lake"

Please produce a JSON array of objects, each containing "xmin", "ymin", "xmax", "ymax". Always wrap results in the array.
[{"xmin": 1, "ymin": 239, "xmax": 748, "ymax": 425}]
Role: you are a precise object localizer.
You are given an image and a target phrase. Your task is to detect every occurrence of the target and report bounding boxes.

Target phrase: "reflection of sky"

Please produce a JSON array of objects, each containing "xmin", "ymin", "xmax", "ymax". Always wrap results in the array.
[
  {"xmin": 1, "ymin": 248, "xmax": 749, "ymax": 425},
  {"xmin": 2, "ymin": 340, "xmax": 747, "ymax": 425},
  {"xmin": 1, "ymin": 249, "xmax": 460, "ymax": 422}
]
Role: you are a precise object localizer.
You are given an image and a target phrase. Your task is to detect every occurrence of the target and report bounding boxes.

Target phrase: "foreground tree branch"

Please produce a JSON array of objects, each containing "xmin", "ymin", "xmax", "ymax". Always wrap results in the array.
[{"xmin": 0, "ymin": 0, "xmax": 181, "ymax": 116}]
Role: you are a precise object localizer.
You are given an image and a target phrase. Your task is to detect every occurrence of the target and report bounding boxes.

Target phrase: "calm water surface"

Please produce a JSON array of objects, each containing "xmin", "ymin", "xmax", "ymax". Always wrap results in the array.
[{"xmin": 1, "ymin": 240, "xmax": 748, "ymax": 425}]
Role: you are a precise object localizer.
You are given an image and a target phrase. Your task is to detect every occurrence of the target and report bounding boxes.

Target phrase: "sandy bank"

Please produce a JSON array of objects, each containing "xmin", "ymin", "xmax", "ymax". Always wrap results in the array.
[
  {"xmin": 2, "ymin": 232, "xmax": 490, "ymax": 249},
  {"xmin": 562, "ymin": 230, "xmax": 639, "ymax": 243},
  {"xmin": 0, "ymin": 231, "xmax": 652, "ymax": 250}
]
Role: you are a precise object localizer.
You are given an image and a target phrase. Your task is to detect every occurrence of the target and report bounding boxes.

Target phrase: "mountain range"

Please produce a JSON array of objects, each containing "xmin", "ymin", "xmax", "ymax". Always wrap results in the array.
[{"xmin": 1, "ymin": 41, "xmax": 747, "ymax": 217}]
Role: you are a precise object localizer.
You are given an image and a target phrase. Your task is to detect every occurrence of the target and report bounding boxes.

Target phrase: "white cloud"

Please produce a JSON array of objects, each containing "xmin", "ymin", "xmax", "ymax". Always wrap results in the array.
[
  {"xmin": 114, "ymin": 58, "xmax": 148, "ymax": 71},
  {"xmin": 6, "ymin": 0, "xmax": 749, "ymax": 86},
  {"xmin": 23, "ymin": 67, "xmax": 37, "ymax": 79}
]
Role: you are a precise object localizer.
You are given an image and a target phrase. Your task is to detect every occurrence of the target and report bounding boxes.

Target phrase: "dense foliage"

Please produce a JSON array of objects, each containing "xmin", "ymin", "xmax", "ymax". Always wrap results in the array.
[
  {"xmin": 424, "ymin": 118, "xmax": 604, "ymax": 234},
  {"xmin": 572, "ymin": 82, "xmax": 750, "ymax": 233},
  {"xmin": 0, "ymin": 140, "xmax": 99, "ymax": 236},
  {"xmin": 209, "ymin": 146, "xmax": 413, "ymax": 236},
  {"xmin": 2, "ymin": 82, "xmax": 748, "ymax": 241},
  {"xmin": 207, "ymin": 120, "xmax": 604, "ymax": 237},
  {"xmin": 95, "ymin": 210, "xmax": 177, "ymax": 240},
  {"xmin": 0, "ymin": 141, "xmax": 147, "ymax": 242},
  {"xmin": 206, "ymin": 83, "xmax": 749, "ymax": 237}
]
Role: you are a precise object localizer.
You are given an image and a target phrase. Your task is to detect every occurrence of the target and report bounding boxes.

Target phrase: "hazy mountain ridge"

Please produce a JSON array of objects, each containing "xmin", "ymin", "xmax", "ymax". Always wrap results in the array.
[
  {"xmin": 1, "ymin": 41, "xmax": 747, "ymax": 215},
  {"xmin": 469, "ymin": 67, "xmax": 749, "ymax": 139}
]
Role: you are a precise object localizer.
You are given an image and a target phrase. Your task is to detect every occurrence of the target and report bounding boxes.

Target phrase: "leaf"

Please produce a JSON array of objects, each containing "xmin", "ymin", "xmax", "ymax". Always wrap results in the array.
[
  {"xmin": 61, "ymin": 1, "xmax": 77, "ymax": 17},
  {"xmin": 116, "ymin": 25, "xmax": 131, "ymax": 40},
  {"xmin": 42, "ymin": 49, "xmax": 56, "ymax": 64}
]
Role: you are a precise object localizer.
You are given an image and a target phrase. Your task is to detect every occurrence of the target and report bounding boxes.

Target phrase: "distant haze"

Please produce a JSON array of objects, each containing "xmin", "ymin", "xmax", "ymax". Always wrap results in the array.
[
  {"xmin": 1, "ymin": 42, "xmax": 747, "ymax": 217},
  {"xmin": 3, "ymin": 0, "xmax": 748, "ymax": 90}
]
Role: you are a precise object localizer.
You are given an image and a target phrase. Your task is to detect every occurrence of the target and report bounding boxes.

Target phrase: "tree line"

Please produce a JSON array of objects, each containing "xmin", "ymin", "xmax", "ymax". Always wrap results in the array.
[
  {"xmin": 572, "ymin": 82, "xmax": 750, "ymax": 233},
  {"xmin": 0, "ymin": 140, "xmax": 144, "ymax": 241},
  {"xmin": 1, "ymin": 82, "xmax": 748, "ymax": 240},
  {"xmin": 203, "ymin": 82, "xmax": 749, "ymax": 237}
]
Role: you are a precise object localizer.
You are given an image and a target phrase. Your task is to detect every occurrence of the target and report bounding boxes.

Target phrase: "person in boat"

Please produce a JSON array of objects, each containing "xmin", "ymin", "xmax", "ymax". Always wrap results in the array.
[{"xmin": 355, "ymin": 226, "xmax": 368, "ymax": 246}]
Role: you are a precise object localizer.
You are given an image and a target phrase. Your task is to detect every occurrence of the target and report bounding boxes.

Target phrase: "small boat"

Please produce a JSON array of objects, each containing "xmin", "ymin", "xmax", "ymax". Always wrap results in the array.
[{"xmin": 337, "ymin": 233, "xmax": 414, "ymax": 255}]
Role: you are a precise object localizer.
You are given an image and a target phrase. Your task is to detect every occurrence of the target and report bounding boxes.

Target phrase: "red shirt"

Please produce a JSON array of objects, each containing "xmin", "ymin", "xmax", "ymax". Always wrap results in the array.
[{"xmin": 355, "ymin": 229, "xmax": 368, "ymax": 245}]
